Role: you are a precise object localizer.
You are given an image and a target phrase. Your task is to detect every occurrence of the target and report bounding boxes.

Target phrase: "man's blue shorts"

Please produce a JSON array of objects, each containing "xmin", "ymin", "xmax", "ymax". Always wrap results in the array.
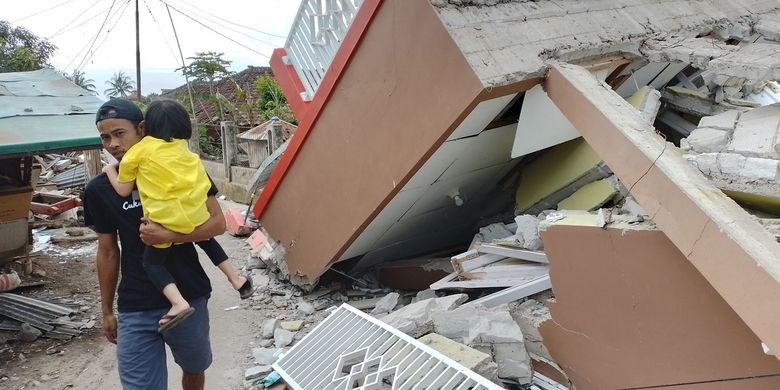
[{"xmin": 117, "ymin": 297, "xmax": 212, "ymax": 390}]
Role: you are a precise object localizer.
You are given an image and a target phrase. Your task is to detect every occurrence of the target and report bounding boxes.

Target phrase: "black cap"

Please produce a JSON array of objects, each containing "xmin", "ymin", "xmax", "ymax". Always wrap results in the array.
[{"xmin": 95, "ymin": 98, "xmax": 144, "ymax": 124}]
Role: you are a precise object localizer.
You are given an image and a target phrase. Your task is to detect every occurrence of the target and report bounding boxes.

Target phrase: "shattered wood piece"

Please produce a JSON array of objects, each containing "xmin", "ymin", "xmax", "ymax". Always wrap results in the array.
[
  {"xmin": 452, "ymin": 252, "xmax": 506, "ymax": 274},
  {"xmin": 465, "ymin": 276, "xmax": 551, "ymax": 309},
  {"xmin": 460, "ymin": 263, "xmax": 548, "ymax": 281},
  {"xmin": 661, "ymin": 86, "xmax": 749, "ymax": 117},
  {"xmin": 477, "ymin": 244, "xmax": 548, "ymax": 264},
  {"xmin": 377, "ymin": 257, "xmax": 454, "ymax": 290}
]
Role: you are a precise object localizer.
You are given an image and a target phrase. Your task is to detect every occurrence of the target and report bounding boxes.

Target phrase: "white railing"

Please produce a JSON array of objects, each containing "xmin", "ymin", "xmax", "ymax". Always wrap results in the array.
[{"xmin": 284, "ymin": 0, "xmax": 364, "ymax": 102}]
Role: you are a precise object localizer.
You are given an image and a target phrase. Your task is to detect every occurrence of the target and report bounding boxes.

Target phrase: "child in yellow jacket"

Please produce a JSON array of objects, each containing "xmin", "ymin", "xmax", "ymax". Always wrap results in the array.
[{"xmin": 103, "ymin": 99, "xmax": 253, "ymax": 331}]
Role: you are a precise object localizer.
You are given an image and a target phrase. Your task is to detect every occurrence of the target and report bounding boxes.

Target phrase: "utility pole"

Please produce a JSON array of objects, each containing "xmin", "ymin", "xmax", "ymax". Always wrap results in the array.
[{"xmin": 135, "ymin": 0, "xmax": 141, "ymax": 99}]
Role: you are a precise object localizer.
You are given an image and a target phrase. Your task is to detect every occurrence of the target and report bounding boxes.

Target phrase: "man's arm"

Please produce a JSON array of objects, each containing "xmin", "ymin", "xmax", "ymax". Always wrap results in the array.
[
  {"xmin": 139, "ymin": 196, "xmax": 226, "ymax": 246},
  {"xmin": 96, "ymin": 232, "xmax": 120, "ymax": 344}
]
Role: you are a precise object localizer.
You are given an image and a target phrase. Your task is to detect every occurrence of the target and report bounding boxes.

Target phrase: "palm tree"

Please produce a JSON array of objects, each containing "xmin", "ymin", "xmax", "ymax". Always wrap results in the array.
[
  {"xmin": 104, "ymin": 71, "xmax": 135, "ymax": 98},
  {"xmin": 65, "ymin": 70, "xmax": 96, "ymax": 94}
]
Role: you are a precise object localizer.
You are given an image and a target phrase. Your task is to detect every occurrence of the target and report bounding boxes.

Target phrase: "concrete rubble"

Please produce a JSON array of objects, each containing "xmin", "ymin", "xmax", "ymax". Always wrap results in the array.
[
  {"xmin": 240, "ymin": 1, "xmax": 780, "ymax": 389},
  {"xmin": 683, "ymin": 104, "xmax": 780, "ymax": 201}
]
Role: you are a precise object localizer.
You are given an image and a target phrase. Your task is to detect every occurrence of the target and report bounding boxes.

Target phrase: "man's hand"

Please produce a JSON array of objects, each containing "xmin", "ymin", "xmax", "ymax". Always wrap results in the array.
[
  {"xmin": 102, "ymin": 313, "xmax": 118, "ymax": 344},
  {"xmin": 139, "ymin": 218, "xmax": 174, "ymax": 246},
  {"xmin": 102, "ymin": 163, "xmax": 117, "ymax": 174}
]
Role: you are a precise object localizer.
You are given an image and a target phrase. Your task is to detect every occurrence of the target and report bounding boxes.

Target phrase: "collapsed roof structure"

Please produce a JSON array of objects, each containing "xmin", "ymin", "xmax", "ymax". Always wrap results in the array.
[{"xmin": 251, "ymin": 0, "xmax": 780, "ymax": 387}]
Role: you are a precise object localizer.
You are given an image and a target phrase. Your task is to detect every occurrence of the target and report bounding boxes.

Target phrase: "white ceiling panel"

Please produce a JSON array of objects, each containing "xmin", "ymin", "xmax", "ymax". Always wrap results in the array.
[
  {"xmin": 511, "ymin": 84, "xmax": 579, "ymax": 159},
  {"xmin": 441, "ymin": 123, "xmax": 516, "ymax": 180},
  {"xmin": 402, "ymin": 138, "xmax": 473, "ymax": 191},
  {"xmin": 403, "ymin": 163, "xmax": 508, "ymax": 221},
  {"xmin": 447, "ymin": 93, "xmax": 517, "ymax": 140}
]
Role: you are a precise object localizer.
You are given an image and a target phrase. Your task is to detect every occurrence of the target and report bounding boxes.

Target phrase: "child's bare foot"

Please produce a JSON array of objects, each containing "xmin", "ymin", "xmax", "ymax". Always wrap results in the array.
[{"xmin": 158, "ymin": 302, "xmax": 194, "ymax": 332}]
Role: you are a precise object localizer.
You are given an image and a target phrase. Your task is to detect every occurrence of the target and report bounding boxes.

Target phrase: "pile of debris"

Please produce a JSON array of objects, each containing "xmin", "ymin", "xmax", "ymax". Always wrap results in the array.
[{"xmin": 0, "ymin": 293, "xmax": 91, "ymax": 341}]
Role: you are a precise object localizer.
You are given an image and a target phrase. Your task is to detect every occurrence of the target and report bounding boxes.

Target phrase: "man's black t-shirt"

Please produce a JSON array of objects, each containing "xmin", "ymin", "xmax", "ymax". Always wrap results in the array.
[{"xmin": 83, "ymin": 173, "xmax": 215, "ymax": 313}]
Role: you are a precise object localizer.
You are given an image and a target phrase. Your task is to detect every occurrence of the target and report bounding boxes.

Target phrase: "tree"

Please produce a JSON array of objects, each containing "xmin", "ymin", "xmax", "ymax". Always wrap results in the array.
[
  {"xmin": 65, "ymin": 70, "xmax": 96, "ymax": 94},
  {"xmin": 0, "ymin": 20, "xmax": 56, "ymax": 72},
  {"xmin": 177, "ymin": 52, "xmax": 232, "ymax": 120},
  {"xmin": 256, "ymin": 76, "xmax": 295, "ymax": 124},
  {"xmin": 104, "ymin": 71, "xmax": 135, "ymax": 98}
]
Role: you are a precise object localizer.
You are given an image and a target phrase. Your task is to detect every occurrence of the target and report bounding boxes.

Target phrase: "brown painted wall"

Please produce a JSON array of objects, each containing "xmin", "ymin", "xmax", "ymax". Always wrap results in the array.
[
  {"xmin": 259, "ymin": 0, "xmax": 485, "ymax": 282},
  {"xmin": 539, "ymin": 225, "xmax": 780, "ymax": 390}
]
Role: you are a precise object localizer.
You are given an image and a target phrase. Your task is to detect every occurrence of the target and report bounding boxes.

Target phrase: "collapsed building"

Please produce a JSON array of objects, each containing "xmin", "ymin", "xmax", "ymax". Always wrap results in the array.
[{"xmin": 249, "ymin": 0, "xmax": 780, "ymax": 388}]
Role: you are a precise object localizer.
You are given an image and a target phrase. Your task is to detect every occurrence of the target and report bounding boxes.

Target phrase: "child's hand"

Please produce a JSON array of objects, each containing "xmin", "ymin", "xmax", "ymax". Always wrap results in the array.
[{"xmin": 102, "ymin": 163, "xmax": 118, "ymax": 174}]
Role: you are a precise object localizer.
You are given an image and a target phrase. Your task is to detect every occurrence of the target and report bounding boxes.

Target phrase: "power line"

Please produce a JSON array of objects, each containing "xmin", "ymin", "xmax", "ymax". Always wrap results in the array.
[
  {"xmin": 48, "ymin": 0, "xmax": 105, "ymax": 39},
  {"xmin": 159, "ymin": 0, "xmax": 270, "ymax": 58},
  {"xmin": 142, "ymin": 0, "xmax": 181, "ymax": 66},
  {"xmin": 12, "ymin": 0, "xmax": 79, "ymax": 23},
  {"xmin": 63, "ymin": 0, "xmax": 119, "ymax": 71},
  {"xmin": 172, "ymin": 0, "xmax": 287, "ymax": 39},
  {"xmin": 77, "ymin": 0, "xmax": 133, "ymax": 71},
  {"xmin": 166, "ymin": 0, "xmax": 280, "ymax": 48}
]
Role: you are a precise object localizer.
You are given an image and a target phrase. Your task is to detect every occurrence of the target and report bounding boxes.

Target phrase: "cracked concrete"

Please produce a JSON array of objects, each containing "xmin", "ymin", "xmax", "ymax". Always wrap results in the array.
[{"xmin": 431, "ymin": 0, "xmax": 780, "ymax": 87}]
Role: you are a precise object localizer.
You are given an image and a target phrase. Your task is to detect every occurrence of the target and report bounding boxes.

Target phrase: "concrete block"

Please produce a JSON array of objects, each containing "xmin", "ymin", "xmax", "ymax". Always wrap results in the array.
[
  {"xmin": 716, "ymin": 153, "xmax": 747, "ymax": 176},
  {"xmin": 467, "ymin": 311, "xmax": 525, "ymax": 345},
  {"xmin": 692, "ymin": 153, "xmax": 719, "ymax": 176},
  {"xmin": 472, "ymin": 223, "xmax": 514, "ymax": 247},
  {"xmin": 493, "ymin": 342, "xmax": 532, "ymax": 383},
  {"xmin": 280, "ymin": 320, "xmax": 304, "ymax": 331},
  {"xmin": 244, "ymin": 365, "xmax": 273, "ymax": 381},
  {"xmin": 371, "ymin": 292, "xmax": 400, "ymax": 315},
  {"xmin": 743, "ymin": 157, "xmax": 780, "ymax": 181},
  {"xmin": 514, "ymin": 215, "xmax": 543, "ymax": 250},
  {"xmin": 246, "ymin": 229, "xmax": 271, "ymax": 252},
  {"xmin": 698, "ymin": 110, "xmax": 740, "ymax": 130},
  {"xmin": 381, "ymin": 294, "xmax": 468, "ymax": 338},
  {"xmin": 274, "ymin": 328, "xmax": 295, "ymax": 348},
  {"xmin": 433, "ymin": 305, "xmax": 525, "ymax": 345},
  {"xmin": 224, "ymin": 208, "xmax": 251, "ymax": 236},
  {"xmin": 414, "ymin": 289, "xmax": 437, "ymax": 302},
  {"xmin": 727, "ymin": 105, "xmax": 780, "ymax": 158},
  {"xmin": 297, "ymin": 302, "xmax": 316, "ymax": 316},
  {"xmin": 262, "ymin": 319, "xmax": 279, "ymax": 339},
  {"xmin": 509, "ymin": 299, "xmax": 553, "ymax": 360},
  {"xmin": 252, "ymin": 347, "xmax": 283, "ymax": 365},
  {"xmin": 686, "ymin": 127, "xmax": 730, "ymax": 153},
  {"xmin": 417, "ymin": 333, "xmax": 499, "ymax": 383}
]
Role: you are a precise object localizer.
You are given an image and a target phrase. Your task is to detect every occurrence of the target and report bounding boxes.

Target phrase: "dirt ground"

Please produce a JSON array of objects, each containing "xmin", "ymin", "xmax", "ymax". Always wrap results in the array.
[{"xmin": 0, "ymin": 200, "xmax": 322, "ymax": 390}]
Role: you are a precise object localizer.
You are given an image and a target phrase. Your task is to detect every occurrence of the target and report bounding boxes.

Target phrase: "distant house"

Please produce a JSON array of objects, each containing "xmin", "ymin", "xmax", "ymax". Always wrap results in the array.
[
  {"xmin": 160, "ymin": 66, "xmax": 274, "ymax": 129},
  {"xmin": 237, "ymin": 117, "xmax": 297, "ymax": 168}
]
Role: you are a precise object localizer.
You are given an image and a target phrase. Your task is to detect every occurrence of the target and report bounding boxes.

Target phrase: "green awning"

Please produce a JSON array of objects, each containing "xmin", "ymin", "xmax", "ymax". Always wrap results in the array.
[{"xmin": 0, "ymin": 69, "xmax": 104, "ymax": 158}]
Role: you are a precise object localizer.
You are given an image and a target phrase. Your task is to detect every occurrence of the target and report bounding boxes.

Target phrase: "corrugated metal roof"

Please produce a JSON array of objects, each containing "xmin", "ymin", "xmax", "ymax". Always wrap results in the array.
[{"xmin": 0, "ymin": 69, "xmax": 103, "ymax": 157}]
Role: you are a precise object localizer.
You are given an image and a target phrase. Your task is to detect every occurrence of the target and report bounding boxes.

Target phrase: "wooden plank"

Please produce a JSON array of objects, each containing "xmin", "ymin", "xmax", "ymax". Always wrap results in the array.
[
  {"xmin": 476, "ymin": 244, "xmax": 548, "ymax": 264},
  {"xmin": 466, "ymin": 276, "xmax": 552, "ymax": 308},
  {"xmin": 451, "ymin": 252, "xmax": 505, "ymax": 274},
  {"xmin": 221, "ymin": 121, "xmax": 237, "ymax": 180}
]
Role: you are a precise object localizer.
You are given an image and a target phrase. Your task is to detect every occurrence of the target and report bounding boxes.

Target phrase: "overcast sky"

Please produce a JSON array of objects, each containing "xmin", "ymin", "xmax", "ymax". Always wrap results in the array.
[{"xmin": 4, "ymin": 0, "xmax": 300, "ymax": 97}]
